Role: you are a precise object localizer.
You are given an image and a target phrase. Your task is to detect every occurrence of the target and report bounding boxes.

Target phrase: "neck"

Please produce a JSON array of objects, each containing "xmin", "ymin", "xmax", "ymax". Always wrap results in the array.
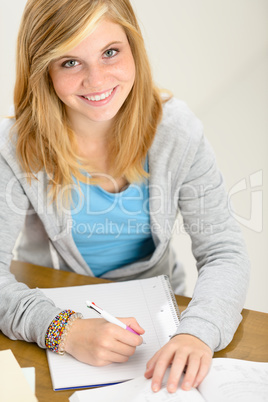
[
  {"xmin": 66, "ymin": 109, "xmax": 116, "ymax": 172},
  {"xmin": 70, "ymin": 122, "xmax": 111, "ymax": 170},
  {"xmin": 67, "ymin": 108, "xmax": 114, "ymax": 143},
  {"xmin": 72, "ymin": 120, "xmax": 112, "ymax": 143}
]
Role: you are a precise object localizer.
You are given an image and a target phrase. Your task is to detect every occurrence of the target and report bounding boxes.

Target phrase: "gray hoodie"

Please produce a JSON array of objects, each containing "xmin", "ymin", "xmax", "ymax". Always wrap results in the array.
[{"xmin": 0, "ymin": 97, "xmax": 250, "ymax": 352}]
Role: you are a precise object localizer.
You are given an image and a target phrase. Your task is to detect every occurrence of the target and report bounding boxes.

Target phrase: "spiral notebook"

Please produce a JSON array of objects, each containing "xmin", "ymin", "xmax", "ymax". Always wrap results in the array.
[{"xmin": 41, "ymin": 275, "xmax": 180, "ymax": 391}]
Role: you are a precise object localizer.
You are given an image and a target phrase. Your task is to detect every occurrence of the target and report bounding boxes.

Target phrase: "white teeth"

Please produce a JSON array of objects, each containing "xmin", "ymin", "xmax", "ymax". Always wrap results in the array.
[{"xmin": 83, "ymin": 88, "xmax": 113, "ymax": 101}]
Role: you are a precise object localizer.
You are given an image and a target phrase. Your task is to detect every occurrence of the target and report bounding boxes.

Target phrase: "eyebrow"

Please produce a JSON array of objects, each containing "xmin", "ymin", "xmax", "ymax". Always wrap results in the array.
[
  {"xmin": 56, "ymin": 41, "xmax": 124, "ymax": 61},
  {"xmin": 101, "ymin": 41, "xmax": 123, "ymax": 52}
]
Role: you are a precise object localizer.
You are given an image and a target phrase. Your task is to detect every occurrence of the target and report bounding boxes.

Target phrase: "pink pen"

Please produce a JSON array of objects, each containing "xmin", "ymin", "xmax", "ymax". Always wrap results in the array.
[{"xmin": 86, "ymin": 301, "xmax": 145, "ymax": 343}]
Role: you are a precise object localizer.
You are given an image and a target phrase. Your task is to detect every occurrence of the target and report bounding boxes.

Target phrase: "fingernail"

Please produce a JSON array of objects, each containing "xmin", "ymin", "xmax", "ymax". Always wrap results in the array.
[
  {"xmin": 152, "ymin": 383, "xmax": 159, "ymax": 392},
  {"xmin": 167, "ymin": 384, "xmax": 175, "ymax": 392},
  {"xmin": 183, "ymin": 381, "xmax": 191, "ymax": 390}
]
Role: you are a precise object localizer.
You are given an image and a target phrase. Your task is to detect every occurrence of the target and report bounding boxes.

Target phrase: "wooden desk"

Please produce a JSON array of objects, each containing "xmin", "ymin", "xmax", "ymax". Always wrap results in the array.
[{"xmin": 1, "ymin": 260, "xmax": 268, "ymax": 402}]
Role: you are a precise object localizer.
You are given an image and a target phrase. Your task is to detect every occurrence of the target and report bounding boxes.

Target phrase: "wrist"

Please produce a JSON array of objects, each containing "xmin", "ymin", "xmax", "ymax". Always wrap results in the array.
[
  {"xmin": 173, "ymin": 317, "xmax": 219, "ymax": 352},
  {"xmin": 45, "ymin": 310, "xmax": 83, "ymax": 354},
  {"xmin": 58, "ymin": 312, "xmax": 83, "ymax": 354}
]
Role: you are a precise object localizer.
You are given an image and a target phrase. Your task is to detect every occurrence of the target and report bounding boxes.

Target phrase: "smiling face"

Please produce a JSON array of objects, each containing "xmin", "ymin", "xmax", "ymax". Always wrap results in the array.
[{"xmin": 49, "ymin": 19, "xmax": 136, "ymax": 134}]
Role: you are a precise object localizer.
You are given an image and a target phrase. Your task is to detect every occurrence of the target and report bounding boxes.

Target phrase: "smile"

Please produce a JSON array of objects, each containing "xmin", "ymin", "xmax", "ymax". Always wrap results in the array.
[{"xmin": 81, "ymin": 88, "xmax": 115, "ymax": 102}]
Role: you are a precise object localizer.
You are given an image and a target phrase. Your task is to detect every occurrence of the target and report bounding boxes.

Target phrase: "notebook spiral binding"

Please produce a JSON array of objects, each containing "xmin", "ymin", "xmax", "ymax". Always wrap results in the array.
[{"xmin": 162, "ymin": 275, "xmax": 180, "ymax": 324}]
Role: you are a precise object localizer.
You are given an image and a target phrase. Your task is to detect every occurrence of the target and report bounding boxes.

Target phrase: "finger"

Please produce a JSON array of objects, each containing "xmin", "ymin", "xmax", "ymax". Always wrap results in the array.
[
  {"xmin": 105, "ymin": 349, "xmax": 134, "ymax": 364},
  {"xmin": 93, "ymin": 350, "xmax": 132, "ymax": 365},
  {"xmin": 150, "ymin": 357, "xmax": 172, "ymax": 392},
  {"xmin": 119, "ymin": 317, "xmax": 145, "ymax": 335},
  {"xmin": 100, "ymin": 320, "xmax": 141, "ymax": 347},
  {"xmin": 91, "ymin": 337, "xmax": 137, "ymax": 365},
  {"xmin": 193, "ymin": 354, "xmax": 212, "ymax": 388},
  {"xmin": 180, "ymin": 355, "xmax": 201, "ymax": 391},
  {"xmin": 165, "ymin": 352, "xmax": 188, "ymax": 393},
  {"xmin": 114, "ymin": 326, "xmax": 143, "ymax": 347},
  {"xmin": 109, "ymin": 340, "xmax": 137, "ymax": 358},
  {"xmin": 144, "ymin": 350, "xmax": 162, "ymax": 378}
]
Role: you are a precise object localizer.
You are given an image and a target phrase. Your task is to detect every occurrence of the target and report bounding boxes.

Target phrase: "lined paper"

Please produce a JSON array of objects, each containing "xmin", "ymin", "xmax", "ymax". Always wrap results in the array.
[{"xmin": 41, "ymin": 275, "xmax": 180, "ymax": 390}]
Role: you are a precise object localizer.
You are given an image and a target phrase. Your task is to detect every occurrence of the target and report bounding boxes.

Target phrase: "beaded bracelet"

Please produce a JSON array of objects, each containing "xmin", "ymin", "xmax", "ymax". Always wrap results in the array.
[
  {"xmin": 45, "ymin": 310, "xmax": 83, "ymax": 354},
  {"xmin": 58, "ymin": 312, "xmax": 83, "ymax": 355}
]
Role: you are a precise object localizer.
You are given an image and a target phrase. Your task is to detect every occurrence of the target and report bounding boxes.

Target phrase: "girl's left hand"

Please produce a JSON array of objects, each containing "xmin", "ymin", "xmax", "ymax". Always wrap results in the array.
[{"xmin": 144, "ymin": 334, "xmax": 213, "ymax": 393}]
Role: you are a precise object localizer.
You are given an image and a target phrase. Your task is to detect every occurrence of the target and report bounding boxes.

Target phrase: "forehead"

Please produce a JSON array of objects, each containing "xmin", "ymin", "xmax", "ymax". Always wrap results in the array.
[{"xmin": 65, "ymin": 19, "xmax": 128, "ymax": 55}]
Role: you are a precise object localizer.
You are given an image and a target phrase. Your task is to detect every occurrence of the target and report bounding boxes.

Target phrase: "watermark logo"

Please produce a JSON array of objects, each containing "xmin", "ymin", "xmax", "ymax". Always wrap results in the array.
[
  {"xmin": 4, "ymin": 169, "xmax": 264, "ymax": 234},
  {"xmin": 228, "ymin": 170, "xmax": 263, "ymax": 233}
]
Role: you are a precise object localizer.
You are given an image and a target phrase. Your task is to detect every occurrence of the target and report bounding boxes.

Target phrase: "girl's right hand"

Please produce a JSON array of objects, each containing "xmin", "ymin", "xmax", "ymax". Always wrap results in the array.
[{"xmin": 64, "ymin": 317, "xmax": 144, "ymax": 366}]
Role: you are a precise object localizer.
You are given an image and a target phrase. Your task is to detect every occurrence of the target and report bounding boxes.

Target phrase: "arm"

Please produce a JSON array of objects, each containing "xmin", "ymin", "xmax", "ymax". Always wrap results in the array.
[
  {"xmin": 145, "ymin": 134, "xmax": 250, "ymax": 392},
  {"xmin": 0, "ymin": 154, "xmax": 61, "ymax": 346},
  {"xmin": 176, "ymin": 135, "xmax": 250, "ymax": 350}
]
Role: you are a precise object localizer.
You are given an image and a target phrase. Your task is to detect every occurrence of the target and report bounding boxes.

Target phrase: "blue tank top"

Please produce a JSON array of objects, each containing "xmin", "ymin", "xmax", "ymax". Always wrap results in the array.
[{"xmin": 71, "ymin": 162, "xmax": 155, "ymax": 276}]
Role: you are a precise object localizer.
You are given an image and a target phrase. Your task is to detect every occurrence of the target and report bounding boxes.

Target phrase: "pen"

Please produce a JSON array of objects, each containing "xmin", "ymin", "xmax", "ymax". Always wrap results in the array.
[{"xmin": 86, "ymin": 301, "xmax": 145, "ymax": 343}]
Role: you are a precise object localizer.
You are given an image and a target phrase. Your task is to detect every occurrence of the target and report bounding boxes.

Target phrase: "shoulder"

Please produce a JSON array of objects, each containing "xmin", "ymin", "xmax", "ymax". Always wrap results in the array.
[
  {"xmin": 150, "ymin": 97, "xmax": 204, "ymax": 163},
  {"xmin": 160, "ymin": 96, "xmax": 203, "ymax": 141},
  {"xmin": 0, "ymin": 117, "xmax": 16, "ymax": 154},
  {"xmin": 0, "ymin": 117, "xmax": 22, "ymax": 174}
]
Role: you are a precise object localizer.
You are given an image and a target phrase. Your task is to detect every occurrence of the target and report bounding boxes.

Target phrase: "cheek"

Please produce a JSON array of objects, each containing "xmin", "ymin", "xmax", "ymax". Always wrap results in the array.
[
  {"xmin": 128, "ymin": 61, "xmax": 136, "ymax": 86},
  {"xmin": 115, "ymin": 55, "xmax": 136, "ymax": 86},
  {"xmin": 49, "ymin": 71, "xmax": 78, "ymax": 98},
  {"xmin": 122, "ymin": 62, "xmax": 136, "ymax": 86},
  {"xmin": 126, "ymin": 55, "xmax": 136, "ymax": 87}
]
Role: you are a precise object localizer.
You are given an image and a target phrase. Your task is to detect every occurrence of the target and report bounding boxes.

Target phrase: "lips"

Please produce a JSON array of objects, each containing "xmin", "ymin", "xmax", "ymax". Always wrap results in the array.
[{"xmin": 81, "ymin": 87, "xmax": 116, "ymax": 102}]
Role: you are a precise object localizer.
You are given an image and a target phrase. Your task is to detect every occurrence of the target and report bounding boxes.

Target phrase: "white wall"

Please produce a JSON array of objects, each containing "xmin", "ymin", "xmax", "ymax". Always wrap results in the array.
[
  {"xmin": 1, "ymin": 0, "xmax": 267, "ymax": 312},
  {"xmin": 131, "ymin": 0, "xmax": 268, "ymax": 313}
]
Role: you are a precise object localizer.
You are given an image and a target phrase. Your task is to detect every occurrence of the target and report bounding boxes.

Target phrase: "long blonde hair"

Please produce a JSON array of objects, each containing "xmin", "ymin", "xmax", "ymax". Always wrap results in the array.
[{"xmin": 14, "ymin": 0, "xmax": 163, "ymax": 201}]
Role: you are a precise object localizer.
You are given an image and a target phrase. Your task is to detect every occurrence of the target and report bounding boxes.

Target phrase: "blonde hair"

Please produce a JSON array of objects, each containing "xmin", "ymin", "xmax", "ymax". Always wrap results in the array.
[{"xmin": 14, "ymin": 0, "xmax": 163, "ymax": 202}]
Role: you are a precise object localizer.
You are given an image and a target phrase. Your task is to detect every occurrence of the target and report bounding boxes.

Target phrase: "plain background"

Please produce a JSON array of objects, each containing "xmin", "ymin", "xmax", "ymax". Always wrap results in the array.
[{"xmin": 0, "ymin": 0, "xmax": 267, "ymax": 313}]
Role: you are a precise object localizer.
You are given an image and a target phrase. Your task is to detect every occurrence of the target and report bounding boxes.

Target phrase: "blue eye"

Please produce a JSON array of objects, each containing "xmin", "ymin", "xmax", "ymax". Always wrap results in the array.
[
  {"xmin": 63, "ymin": 60, "xmax": 79, "ymax": 68},
  {"xmin": 103, "ymin": 49, "xmax": 118, "ymax": 58}
]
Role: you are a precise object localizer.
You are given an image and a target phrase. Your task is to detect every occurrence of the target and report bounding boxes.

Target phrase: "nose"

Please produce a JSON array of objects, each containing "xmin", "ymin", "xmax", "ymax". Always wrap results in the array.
[{"xmin": 82, "ymin": 64, "xmax": 106, "ymax": 90}]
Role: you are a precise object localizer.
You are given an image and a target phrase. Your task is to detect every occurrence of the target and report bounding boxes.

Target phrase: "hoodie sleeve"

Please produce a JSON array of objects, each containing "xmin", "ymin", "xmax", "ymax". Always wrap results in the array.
[
  {"xmin": 175, "ymin": 134, "xmax": 250, "ymax": 352},
  {"xmin": 0, "ymin": 153, "xmax": 61, "ymax": 348}
]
